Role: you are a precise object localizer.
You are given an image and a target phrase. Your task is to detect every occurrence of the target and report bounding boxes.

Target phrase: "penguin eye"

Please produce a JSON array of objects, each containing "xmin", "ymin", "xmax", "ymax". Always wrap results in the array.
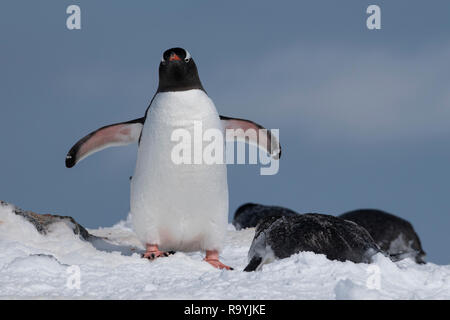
[{"xmin": 184, "ymin": 50, "xmax": 192, "ymax": 63}]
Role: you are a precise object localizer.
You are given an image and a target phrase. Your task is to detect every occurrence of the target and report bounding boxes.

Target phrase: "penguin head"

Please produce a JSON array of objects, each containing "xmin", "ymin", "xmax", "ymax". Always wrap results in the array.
[{"xmin": 157, "ymin": 47, "xmax": 205, "ymax": 92}]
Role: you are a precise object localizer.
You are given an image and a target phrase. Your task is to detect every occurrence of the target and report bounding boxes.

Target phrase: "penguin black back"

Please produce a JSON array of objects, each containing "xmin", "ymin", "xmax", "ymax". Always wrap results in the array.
[
  {"xmin": 244, "ymin": 214, "xmax": 380, "ymax": 271},
  {"xmin": 340, "ymin": 209, "xmax": 426, "ymax": 264},
  {"xmin": 232, "ymin": 203, "xmax": 298, "ymax": 230}
]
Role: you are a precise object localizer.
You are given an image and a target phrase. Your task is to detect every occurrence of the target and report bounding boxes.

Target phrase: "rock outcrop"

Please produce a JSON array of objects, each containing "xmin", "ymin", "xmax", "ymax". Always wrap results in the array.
[{"xmin": 0, "ymin": 200, "xmax": 91, "ymax": 240}]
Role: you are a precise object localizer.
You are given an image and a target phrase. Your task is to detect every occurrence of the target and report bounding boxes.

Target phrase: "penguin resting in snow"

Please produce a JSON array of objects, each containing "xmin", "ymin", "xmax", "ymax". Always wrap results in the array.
[
  {"xmin": 244, "ymin": 214, "xmax": 380, "ymax": 271},
  {"xmin": 65, "ymin": 48, "xmax": 281, "ymax": 270},
  {"xmin": 232, "ymin": 202, "xmax": 298, "ymax": 230},
  {"xmin": 340, "ymin": 209, "xmax": 426, "ymax": 264}
]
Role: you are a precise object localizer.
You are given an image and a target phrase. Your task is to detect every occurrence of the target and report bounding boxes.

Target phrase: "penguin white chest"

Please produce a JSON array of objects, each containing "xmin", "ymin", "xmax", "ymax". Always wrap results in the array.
[{"xmin": 130, "ymin": 89, "xmax": 229, "ymax": 252}]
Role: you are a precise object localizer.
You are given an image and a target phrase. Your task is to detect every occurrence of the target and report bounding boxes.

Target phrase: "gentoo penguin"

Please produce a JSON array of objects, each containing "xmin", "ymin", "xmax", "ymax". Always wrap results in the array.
[
  {"xmin": 232, "ymin": 202, "xmax": 298, "ymax": 230},
  {"xmin": 244, "ymin": 214, "xmax": 380, "ymax": 271},
  {"xmin": 340, "ymin": 209, "xmax": 426, "ymax": 264},
  {"xmin": 65, "ymin": 47, "xmax": 281, "ymax": 270}
]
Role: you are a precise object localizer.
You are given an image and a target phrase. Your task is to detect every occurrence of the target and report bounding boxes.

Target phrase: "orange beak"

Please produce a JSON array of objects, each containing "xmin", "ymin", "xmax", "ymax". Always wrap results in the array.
[{"xmin": 169, "ymin": 53, "xmax": 181, "ymax": 61}]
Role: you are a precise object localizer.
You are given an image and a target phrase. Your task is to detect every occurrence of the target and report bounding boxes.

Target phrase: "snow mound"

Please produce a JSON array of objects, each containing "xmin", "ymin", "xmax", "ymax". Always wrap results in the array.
[{"xmin": 1, "ymin": 205, "xmax": 449, "ymax": 299}]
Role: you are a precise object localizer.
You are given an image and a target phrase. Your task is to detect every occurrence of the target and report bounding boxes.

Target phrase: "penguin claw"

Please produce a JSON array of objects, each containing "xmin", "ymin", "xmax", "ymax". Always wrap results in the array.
[
  {"xmin": 204, "ymin": 258, "xmax": 234, "ymax": 270},
  {"xmin": 141, "ymin": 248, "xmax": 175, "ymax": 261},
  {"xmin": 204, "ymin": 250, "xmax": 233, "ymax": 270}
]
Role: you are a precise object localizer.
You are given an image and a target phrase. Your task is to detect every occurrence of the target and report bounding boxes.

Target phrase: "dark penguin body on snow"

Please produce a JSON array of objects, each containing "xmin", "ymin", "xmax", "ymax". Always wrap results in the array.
[
  {"xmin": 232, "ymin": 203, "xmax": 298, "ymax": 230},
  {"xmin": 340, "ymin": 209, "xmax": 426, "ymax": 264},
  {"xmin": 244, "ymin": 214, "xmax": 380, "ymax": 272}
]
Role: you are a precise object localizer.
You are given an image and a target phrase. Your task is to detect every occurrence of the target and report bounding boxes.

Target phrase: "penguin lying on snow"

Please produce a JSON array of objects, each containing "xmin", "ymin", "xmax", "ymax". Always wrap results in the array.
[
  {"xmin": 244, "ymin": 214, "xmax": 380, "ymax": 272},
  {"xmin": 65, "ymin": 48, "xmax": 281, "ymax": 270},
  {"xmin": 232, "ymin": 202, "xmax": 298, "ymax": 230},
  {"xmin": 340, "ymin": 209, "xmax": 426, "ymax": 264}
]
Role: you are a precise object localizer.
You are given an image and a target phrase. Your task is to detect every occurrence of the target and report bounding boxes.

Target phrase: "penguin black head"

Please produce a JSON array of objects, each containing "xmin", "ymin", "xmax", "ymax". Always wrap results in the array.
[{"xmin": 157, "ymin": 47, "xmax": 205, "ymax": 93}]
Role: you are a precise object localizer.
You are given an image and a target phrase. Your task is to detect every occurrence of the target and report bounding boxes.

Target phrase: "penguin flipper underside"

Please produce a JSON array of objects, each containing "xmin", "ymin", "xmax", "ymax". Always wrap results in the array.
[
  {"xmin": 65, "ymin": 117, "xmax": 145, "ymax": 168},
  {"xmin": 220, "ymin": 115, "xmax": 281, "ymax": 160}
]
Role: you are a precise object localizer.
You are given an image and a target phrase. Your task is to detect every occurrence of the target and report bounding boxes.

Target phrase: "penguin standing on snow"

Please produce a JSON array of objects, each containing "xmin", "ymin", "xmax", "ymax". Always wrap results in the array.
[{"xmin": 65, "ymin": 47, "xmax": 281, "ymax": 270}]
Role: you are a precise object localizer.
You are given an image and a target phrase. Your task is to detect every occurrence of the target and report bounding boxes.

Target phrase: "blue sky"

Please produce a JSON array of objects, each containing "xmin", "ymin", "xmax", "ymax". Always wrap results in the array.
[{"xmin": 1, "ymin": 0, "xmax": 449, "ymax": 264}]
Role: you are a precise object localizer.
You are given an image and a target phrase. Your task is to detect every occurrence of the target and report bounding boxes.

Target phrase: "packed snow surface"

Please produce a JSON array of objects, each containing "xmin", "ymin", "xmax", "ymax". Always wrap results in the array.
[{"xmin": 0, "ymin": 204, "xmax": 449, "ymax": 299}]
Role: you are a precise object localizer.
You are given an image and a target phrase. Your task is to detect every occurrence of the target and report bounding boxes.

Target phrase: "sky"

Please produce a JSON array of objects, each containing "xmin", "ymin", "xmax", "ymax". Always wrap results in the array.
[{"xmin": 1, "ymin": 0, "xmax": 449, "ymax": 264}]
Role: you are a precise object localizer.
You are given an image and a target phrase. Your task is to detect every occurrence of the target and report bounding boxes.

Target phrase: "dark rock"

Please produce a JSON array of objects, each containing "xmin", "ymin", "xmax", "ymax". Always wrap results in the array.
[
  {"xmin": 244, "ymin": 214, "xmax": 381, "ymax": 271},
  {"xmin": 28, "ymin": 254, "xmax": 70, "ymax": 267},
  {"xmin": 339, "ymin": 209, "xmax": 426, "ymax": 264},
  {"xmin": 1, "ymin": 200, "xmax": 91, "ymax": 240},
  {"xmin": 232, "ymin": 203, "xmax": 298, "ymax": 230}
]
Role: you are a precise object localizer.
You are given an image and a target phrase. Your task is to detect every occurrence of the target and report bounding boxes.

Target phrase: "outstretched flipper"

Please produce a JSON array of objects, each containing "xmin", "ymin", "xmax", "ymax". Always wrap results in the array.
[
  {"xmin": 243, "ymin": 256, "xmax": 263, "ymax": 272},
  {"xmin": 65, "ymin": 118, "xmax": 145, "ymax": 168},
  {"xmin": 220, "ymin": 115, "xmax": 281, "ymax": 159}
]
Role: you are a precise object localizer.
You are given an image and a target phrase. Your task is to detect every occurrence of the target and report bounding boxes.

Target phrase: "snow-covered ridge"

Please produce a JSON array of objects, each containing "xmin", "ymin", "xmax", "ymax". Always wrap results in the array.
[{"xmin": 0, "ymin": 202, "xmax": 449, "ymax": 299}]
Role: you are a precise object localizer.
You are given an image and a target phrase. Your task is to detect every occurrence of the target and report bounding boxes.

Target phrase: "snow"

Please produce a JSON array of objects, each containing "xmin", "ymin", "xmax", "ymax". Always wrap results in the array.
[{"xmin": 1, "ymin": 204, "xmax": 449, "ymax": 299}]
